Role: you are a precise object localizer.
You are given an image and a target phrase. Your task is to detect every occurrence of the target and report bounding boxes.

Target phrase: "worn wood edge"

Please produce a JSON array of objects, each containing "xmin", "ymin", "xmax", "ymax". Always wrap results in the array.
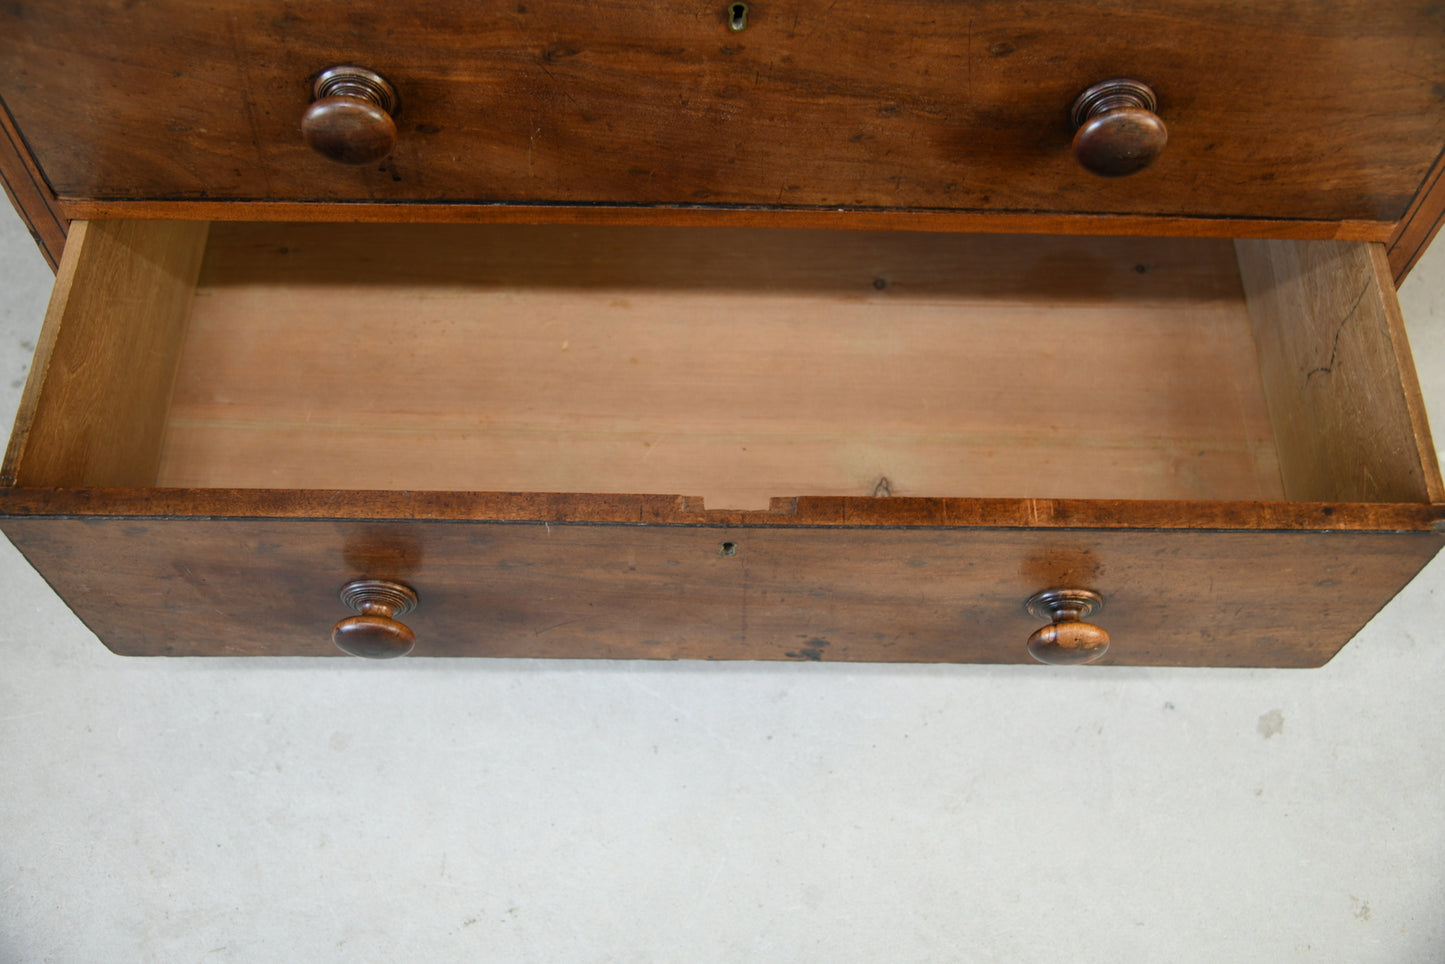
[
  {"xmin": 0, "ymin": 220, "xmax": 92, "ymax": 484},
  {"xmin": 2, "ymin": 221, "xmax": 211, "ymax": 487},
  {"xmin": 52, "ymin": 198, "xmax": 1394, "ymax": 242},
  {"xmin": 1387, "ymin": 145, "xmax": 1445, "ymax": 284},
  {"xmin": 1366, "ymin": 243, "xmax": 1445, "ymax": 502},
  {"xmin": 0, "ymin": 96, "xmax": 65, "ymax": 270},
  {"xmin": 0, "ymin": 488, "xmax": 1439, "ymax": 532},
  {"xmin": 0, "ymin": 176, "xmax": 58, "ymax": 271}
]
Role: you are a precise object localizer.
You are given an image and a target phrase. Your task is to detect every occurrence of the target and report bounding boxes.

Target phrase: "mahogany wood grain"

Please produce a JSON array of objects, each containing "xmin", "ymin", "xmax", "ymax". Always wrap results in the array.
[
  {"xmin": 1, "ymin": 220, "xmax": 210, "ymax": 487},
  {"xmin": 2, "ymin": 515, "xmax": 1438, "ymax": 666},
  {"xmin": 0, "ymin": 98, "xmax": 64, "ymax": 269},
  {"xmin": 1235, "ymin": 239, "xmax": 1443, "ymax": 504},
  {"xmin": 50, "ymin": 200, "xmax": 1400, "ymax": 244},
  {"xmin": 151, "ymin": 224, "xmax": 1283, "ymax": 508},
  {"xmin": 1, "ymin": 1, "xmax": 1441, "ymax": 227}
]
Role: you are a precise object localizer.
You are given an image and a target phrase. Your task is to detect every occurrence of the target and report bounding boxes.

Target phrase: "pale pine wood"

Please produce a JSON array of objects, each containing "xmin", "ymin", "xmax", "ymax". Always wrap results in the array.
[
  {"xmin": 1236, "ymin": 238, "xmax": 1443, "ymax": 504},
  {"xmin": 155, "ymin": 223, "xmax": 1283, "ymax": 508},
  {"xmin": 2, "ymin": 219, "xmax": 210, "ymax": 486}
]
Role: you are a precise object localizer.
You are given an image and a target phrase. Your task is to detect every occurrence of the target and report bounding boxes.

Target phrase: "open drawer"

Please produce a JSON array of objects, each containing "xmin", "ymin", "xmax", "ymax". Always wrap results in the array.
[{"xmin": 0, "ymin": 220, "xmax": 1440, "ymax": 664}]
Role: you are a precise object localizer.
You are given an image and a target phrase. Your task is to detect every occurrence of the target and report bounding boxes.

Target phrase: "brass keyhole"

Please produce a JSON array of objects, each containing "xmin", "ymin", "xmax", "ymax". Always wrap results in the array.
[{"xmin": 728, "ymin": 2, "xmax": 749, "ymax": 30}]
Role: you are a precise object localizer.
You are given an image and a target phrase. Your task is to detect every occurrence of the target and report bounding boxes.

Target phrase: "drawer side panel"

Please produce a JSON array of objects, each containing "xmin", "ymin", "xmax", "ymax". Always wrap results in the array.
[
  {"xmin": 1237, "ymin": 238, "xmax": 1444, "ymax": 503},
  {"xmin": 1, "ymin": 221, "xmax": 210, "ymax": 488}
]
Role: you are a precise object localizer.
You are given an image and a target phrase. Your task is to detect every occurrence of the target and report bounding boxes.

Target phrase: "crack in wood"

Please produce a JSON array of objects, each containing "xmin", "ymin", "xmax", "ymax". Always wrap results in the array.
[{"xmin": 1305, "ymin": 281, "xmax": 1371, "ymax": 383}]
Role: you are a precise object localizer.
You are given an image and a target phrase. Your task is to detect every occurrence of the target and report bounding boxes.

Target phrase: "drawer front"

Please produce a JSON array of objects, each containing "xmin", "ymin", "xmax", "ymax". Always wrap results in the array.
[
  {"xmin": 2, "ymin": 1, "xmax": 1442, "ymax": 224},
  {"xmin": 4, "ymin": 517, "xmax": 1438, "ymax": 666}
]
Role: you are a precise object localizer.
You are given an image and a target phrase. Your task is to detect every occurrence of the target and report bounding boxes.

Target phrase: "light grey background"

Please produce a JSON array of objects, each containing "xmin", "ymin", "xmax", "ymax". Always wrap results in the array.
[{"xmin": 1, "ymin": 203, "xmax": 1442, "ymax": 962}]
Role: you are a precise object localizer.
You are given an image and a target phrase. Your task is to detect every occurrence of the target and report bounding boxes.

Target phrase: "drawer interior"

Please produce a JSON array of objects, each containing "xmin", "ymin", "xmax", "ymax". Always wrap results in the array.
[{"xmin": 4, "ymin": 221, "xmax": 1438, "ymax": 509}]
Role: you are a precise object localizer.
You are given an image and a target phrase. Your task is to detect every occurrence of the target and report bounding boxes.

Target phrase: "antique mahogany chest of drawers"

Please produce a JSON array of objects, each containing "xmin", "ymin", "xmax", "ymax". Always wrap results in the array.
[{"xmin": 1, "ymin": 1, "xmax": 1443, "ymax": 665}]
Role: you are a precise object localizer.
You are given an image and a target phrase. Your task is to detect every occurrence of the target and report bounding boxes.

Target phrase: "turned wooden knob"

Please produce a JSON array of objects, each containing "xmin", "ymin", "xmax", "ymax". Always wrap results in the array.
[
  {"xmin": 332, "ymin": 579, "xmax": 418, "ymax": 658},
  {"xmin": 301, "ymin": 66, "xmax": 399, "ymax": 165},
  {"xmin": 1070, "ymin": 79, "xmax": 1167, "ymax": 177},
  {"xmin": 1025, "ymin": 589, "xmax": 1109, "ymax": 665}
]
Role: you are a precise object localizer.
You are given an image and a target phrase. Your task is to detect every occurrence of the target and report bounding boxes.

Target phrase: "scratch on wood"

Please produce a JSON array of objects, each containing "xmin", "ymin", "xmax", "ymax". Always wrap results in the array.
[
  {"xmin": 967, "ymin": 18, "xmax": 974, "ymax": 98},
  {"xmin": 1306, "ymin": 281, "xmax": 1370, "ymax": 383},
  {"xmin": 533, "ymin": 617, "xmax": 580, "ymax": 636}
]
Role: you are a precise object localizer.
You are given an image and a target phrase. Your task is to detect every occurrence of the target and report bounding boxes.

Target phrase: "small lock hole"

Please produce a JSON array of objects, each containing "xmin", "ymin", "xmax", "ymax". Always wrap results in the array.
[
  {"xmin": 719, "ymin": 541, "xmax": 738, "ymax": 556},
  {"xmin": 728, "ymin": 2, "xmax": 749, "ymax": 31}
]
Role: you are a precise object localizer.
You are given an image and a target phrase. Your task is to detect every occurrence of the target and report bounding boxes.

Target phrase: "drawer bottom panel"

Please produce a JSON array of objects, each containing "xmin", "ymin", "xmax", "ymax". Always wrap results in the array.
[{"xmin": 3, "ymin": 518, "xmax": 1438, "ymax": 666}]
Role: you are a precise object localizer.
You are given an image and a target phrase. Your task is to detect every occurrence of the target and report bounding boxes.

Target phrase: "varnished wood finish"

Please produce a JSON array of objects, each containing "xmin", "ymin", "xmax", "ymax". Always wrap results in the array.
[
  {"xmin": 301, "ymin": 66, "xmax": 400, "ymax": 166},
  {"xmin": 1236, "ymin": 238, "xmax": 1443, "ymax": 504},
  {"xmin": 1070, "ymin": 79, "xmax": 1167, "ymax": 178},
  {"xmin": 152, "ymin": 224, "xmax": 1281, "ymax": 508},
  {"xmin": 0, "ymin": 97, "xmax": 64, "ymax": 270},
  {"xmin": 50, "ymin": 200, "xmax": 1402, "ymax": 244},
  {"xmin": 1027, "ymin": 621, "xmax": 1111, "ymax": 665},
  {"xmin": 1, "ymin": 220, "xmax": 210, "ymax": 487},
  {"xmin": 1025, "ymin": 588, "xmax": 1110, "ymax": 665},
  {"xmin": 331, "ymin": 578, "xmax": 419, "ymax": 658},
  {"xmin": 301, "ymin": 98, "xmax": 398, "ymax": 166},
  {"xmin": 1, "ymin": 2, "xmax": 1441, "ymax": 227},
  {"xmin": 0, "ymin": 2, "xmax": 1439, "ymax": 669},
  {"xmin": 1, "ymin": 515, "xmax": 1438, "ymax": 666}
]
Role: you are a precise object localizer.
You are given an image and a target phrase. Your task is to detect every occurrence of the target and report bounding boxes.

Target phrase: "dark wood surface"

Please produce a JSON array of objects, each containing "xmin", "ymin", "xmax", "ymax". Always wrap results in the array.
[
  {"xmin": 1069, "ymin": 79, "xmax": 1168, "ymax": 179},
  {"xmin": 1, "ymin": 1, "xmax": 1441, "ymax": 227},
  {"xmin": 0, "ymin": 98, "xmax": 64, "ymax": 269},
  {"xmin": 2, "ymin": 512, "xmax": 1438, "ymax": 665}
]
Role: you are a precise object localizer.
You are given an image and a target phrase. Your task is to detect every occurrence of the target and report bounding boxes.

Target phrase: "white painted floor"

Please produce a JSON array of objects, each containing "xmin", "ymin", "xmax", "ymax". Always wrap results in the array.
[{"xmin": 1, "ymin": 204, "xmax": 1443, "ymax": 962}]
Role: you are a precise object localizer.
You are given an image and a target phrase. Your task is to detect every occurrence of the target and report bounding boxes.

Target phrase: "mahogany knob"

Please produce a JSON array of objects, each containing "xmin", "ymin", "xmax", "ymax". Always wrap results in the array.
[
  {"xmin": 1070, "ymin": 79, "xmax": 1167, "ymax": 178},
  {"xmin": 301, "ymin": 66, "xmax": 399, "ymax": 165},
  {"xmin": 1025, "ymin": 589, "xmax": 1109, "ymax": 665},
  {"xmin": 331, "ymin": 579, "xmax": 418, "ymax": 658}
]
